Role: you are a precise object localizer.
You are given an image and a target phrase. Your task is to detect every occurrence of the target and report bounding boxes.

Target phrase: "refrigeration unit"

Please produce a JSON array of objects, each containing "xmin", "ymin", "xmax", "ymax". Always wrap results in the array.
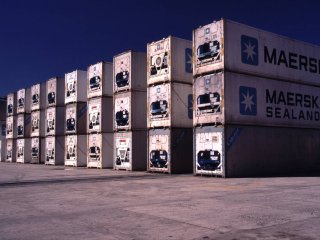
[
  {"xmin": 45, "ymin": 107, "xmax": 65, "ymax": 136},
  {"xmin": 87, "ymin": 62, "xmax": 113, "ymax": 99},
  {"xmin": 16, "ymin": 138, "xmax": 31, "ymax": 163},
  {"xmin": 17, "ymin": 88, "xmax": 31, "ymax": 114},
  {"xmin": 6, "ymin": 139, "xmax": 16, "ymax": 162},
  {"xmin": 87, "ymin": 97, "xmax": 113, "ymax": 133},
  {"xmin": 45, "ymin": 136, "xmax": 65, "ymax": 165},
  {"xmin": 30, "ymin": 137, "xmax": 45, "ymax": 164},
  {"xmin": 65, "ymin": 103, "xmax": 87, "ymax": 135},
  {"xmin": 46, "ymin": 77, "xmax": 65, "ymax": 107},
  {"xmin": 65, "ymin": 135, "xmax": 87, "ymax": 167},
  {"xmin": 65, "ymin": 70, "xmax": 87, "ymax": 104},
  {"xmin": 7, "ymin": 93, "xmax": 16, "ymax": 116},
  {"xmin": 31, "ymin": 110, "xmax": 45, "ymax": 137},
  {"xmin": 16, "ymin": 114, "xmax": 31, "ymax": 138},
  {"xmin": 31, "ymin": 82, "xmax": 46, "ymax": 111},
  {"xmin": 87, "ymin": 133, "xmax": 113, "ymax": 168}
]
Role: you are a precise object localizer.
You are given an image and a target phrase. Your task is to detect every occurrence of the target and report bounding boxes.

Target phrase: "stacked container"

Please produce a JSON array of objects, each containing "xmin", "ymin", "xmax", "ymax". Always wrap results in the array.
[
  {"xmin": 64, "ymin": 70, "xmax": 87, "ymax": 167},
  {"xmin": 5, "ymin": 93, "xmax": 16, "ymax": 162},
  {"xmin": 147, "ymin": 36, "xmax": 194, "ymax": 173},
  {"xmin": 0, "ymin": 97, "xmax": 7, "ymax": 162},
  {"xmin": 87, "ymin": 62, "xmax": 113, "ymax": 168},
  {"xmin": 113, "ymin": 51, "xmax": 147, "ymax": 171},
  {"xmin": 30, "ymin": 83, "xmax": 46, "ymax": 163},
  {"xmin": 193, "ymin": 19, "xmax": 320, "ymax": 177},
  {"xmin": 45, "ymin": 77, "xmax": 65, "ymax": 165}
]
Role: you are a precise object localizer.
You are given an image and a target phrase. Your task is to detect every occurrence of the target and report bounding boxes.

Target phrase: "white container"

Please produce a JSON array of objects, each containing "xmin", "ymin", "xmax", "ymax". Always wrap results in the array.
[
  {"xmin": 114, "ymin": 130, "xmax": 147, "ymax": 171},
  {"xmin": 113, "ymin": 51, "xmax": 147, "ymax": 92},
  {"xmin": 16, "ymin": 138, "xmax": 31, "ymax": 163},
  {"xmin": 6, "ymin": 116, "xmax": 16, "ymax": 139},
  {"xmin": 87, "ymin": 62, "xmax": 113, "ymax": 99},
  {"xmin": 147, "ymin": 36, "xmax": 193, "ymax": 85},
  {"xmin": 193, "ymin": 72, "xmax": 224, "ymax": 126},
  {"xmin": 114, "ymin": 91, "xmax": 147, "ymax": 131},
  {"xmin": 147, "ymin": 83, "xmax": 193, "ymax": 128},
  {"xmin": 7, "ymin": 93, "xmax": 16, "ymax": 116},
  {"xmin": 193, "ymin": 19, "xmax": 320, "ymax": 85},
  {"xmin": 65, "ymin": 70, "xmax": 87, "ymax": 104},
  {"xmin": 16, "ymin": 114, "xmax": 31, "ymax": 138},
  {"xmin": 87, "ymin": 97, "xmax": 113, "ymax": 133},
  {"xmin": 31, "ymin": 137, "xmax": 45, "ymax": 164},
  {"xmin": 6, "ymin": 139, "xmax": 16, "ymax": 162},
  {"xmin": 194, "ymin": 126, "xmax": 224, "ymax": 176},
  {"xmin": 45, "ymin": 136, "xmax": 65, "ymax": 165},
  {"xmin": 31, "ymin": 110, "xmax": 45, "ymax": 137},
  {"xmin": 45, "ymin": 107, "xmax": 65, "ymax": 136},
  {"xmin": 46, "ymin": 77, "xmax": 65, "ymax": 107},
  {"xmin": 17, "ymin": 88, "xmax": 31, "ymax": 114},
  {"xmin": 31, "ymin": 82, "xmax": 46, "ymax": 111},
  {"xmin": 0, "ymin": 98, "xmax": 6, "ymax": 121},
  {"xmin": 65, "ymin": 103, "xmax": 87, "ymax": 135},
  {"xmin": 87, "ymin": 133, "xmax": 113, "ymax": 168},
  {"xmin": 148, "ymin": 128, "xmax": 193, "ymax": 173},
  {"xmin": 65, "ymin": 135, "xmax": 87, "ymax": 167}
]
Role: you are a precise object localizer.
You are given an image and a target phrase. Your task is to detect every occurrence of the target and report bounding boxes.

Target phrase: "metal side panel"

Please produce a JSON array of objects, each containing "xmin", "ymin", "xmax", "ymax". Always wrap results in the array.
[
  {"xmin": 194, "ymin": 126, "xmax": 225, "ymax": 176},
  {"xmin": 6, "ymin": 139, "xmax": 16, "ymax": 163},
  {"xmin": 131, "ymin": 51, "xmax": 147, "ymax": 91},
  {"xmin": 45, "ymin": 136, "xmax": 65, "ymax": 165},
  {"xmin": 193, "ymin": 72, "xmax": 224, "ymax": 126},
  {"xmin": 87, "ymin": 133, "xmax": 113, "ymax": 168},
  {"xmin": 65, "ymin": 70, "xmax": 87, "ymax": 104},
  {"xmin": 45, "ymin": 107, "xmax": 65, "ymax": 136},
  {"xmin": 0, "ymin": 99, "xmax": 6, "ymax": 121},
  {"xmin": 7, "ymin": 93, "xmax": 17, "ymax": 116},
  {"xmin": 0, "ymin": 140, "xmax": 6, "ymax": 162},
  {"xmin": 16, "ymin": 114, "xmax": 31, "ymax": 138},
  {"xmin": 193, "ymin": 20, "xmax": 224, "ymax": 76},
  {"xmin": 6, "ymin": 116, "xmax": 16, "ymax": 139},
  {"xmin": 65, "ymin": 135, "xmax": 87, "ymax": 167},
  {"xmin": 0, "ymin": 121, "xmax": 5, "ymax": 141},
  {"xmin": 31, "ymin": 110, "xmax": 46, "ymax": 137},
  {"xmin": 31, "ymin": 137, "xmax": 45, "ymax": 164},
  {"xmin": 16, "ymin": 138, "xmax": 31, "ymax": 163},
  {"xmin": 31, "ymin": 82, "xmax": 46, "ymax": 111},
  {"xmin": 87, "ymin": 97, "xmax": 113, "ymax": 133},
  {"xmin": 17, "ymin": 88, "xmax": 31, "ymax": 114},
  {"xmin": 46, "ymin": 77, "xmax": 65, "ymax": 107},
  {"xmin": 65, "ymin": 103, "xmax": 87, "ymax": 135}
]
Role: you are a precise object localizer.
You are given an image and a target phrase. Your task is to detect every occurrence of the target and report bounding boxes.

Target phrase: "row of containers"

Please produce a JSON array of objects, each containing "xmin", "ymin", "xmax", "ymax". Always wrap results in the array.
[{"xmin": 2, "ymin": 18, "xmax": 320, "ymax": 177}]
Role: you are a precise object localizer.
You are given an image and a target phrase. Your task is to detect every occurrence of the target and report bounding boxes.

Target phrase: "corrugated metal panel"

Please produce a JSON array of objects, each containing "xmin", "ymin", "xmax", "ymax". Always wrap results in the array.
[
  {"xmin": 87, "ymin": 97, "xmax": 113, "ymax": 133},
  {"xmin": 45, "ymin": 136, "xmax": 65, "ymax": 165},
  {"xmin": 16, "ymin": 138, "xmax": 31, "ymax": 163},
  {"xmin": 45, "ymin": 107, "xmax": 65, "ymax": 136},
  {"xmin": 46, "ymin": 77, "xmax": 65, "ymax": 107},
  {"xmin": 31, "ymin": 110, "xmax": 45, "ymax": 137},
  {"xmin": 7, "ymin": 93, "xmax": 16, "ymax": 116},
  {"xmin": 30, "ymin": 137, "xmax": 45, "ymax": 164},
  {"xmin": 65, "ymin": 70, "xmax": 87, "ymax": 104},
  {"xmin": 87, "ymin": 133, "xmax": 113, "ymax": 168},
  {"xmin": 65, "ymin": 103, "xmax": 87, "ymax": 135},
  {"xmin": 31, "ymin": 83, "xmax": 46, "ymax": 111},
  {"xmin": 5, "ymin": 139, "xmax": 16, "ymax": 162},
  {"xmin": 65, "ymin": 135, "xmax": 87, "ymax": 167}
]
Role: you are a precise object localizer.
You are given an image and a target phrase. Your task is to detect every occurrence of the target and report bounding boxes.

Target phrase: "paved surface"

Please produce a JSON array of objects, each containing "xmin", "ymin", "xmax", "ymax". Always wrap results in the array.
[{"xmin": 0, "ymin": 163, "xmax": 319, "ymax": 240}]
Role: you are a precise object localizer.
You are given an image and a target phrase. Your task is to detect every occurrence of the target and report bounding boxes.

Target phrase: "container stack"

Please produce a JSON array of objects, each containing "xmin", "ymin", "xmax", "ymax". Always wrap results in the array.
[
  {"xmin": 147, "ymin": 36, "xmax": 194, "ymax": 173},
  {"xmin": 0, "ymin": 97, "xmax": 7, "ymax": 162},
  {"xmin": 86, "ymin": 62, "xmax": 113, "ymax": 168},
  {"xmin": 30, "ymin": 82, "xmax": 46, "ymax": 164},
  {"xmin": 193, "ymin": 19, "xmax": 320, "ymax": 177},
  {"xmin": 64, "ymin": 70, "xmax": 87, "ymax": 167},
  {"xmin": 113, "ymin": 51, "xmax": 147, "ymax": 171},
  {"xmin": 45, "ymin": 77, "xmax": 65, "ymax": 165}
]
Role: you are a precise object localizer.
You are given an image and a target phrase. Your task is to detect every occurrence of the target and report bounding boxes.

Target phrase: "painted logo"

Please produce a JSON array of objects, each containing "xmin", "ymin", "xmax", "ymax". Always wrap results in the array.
[
  {"xmin": 239, "ymin": 86, "xmax": 257, "ymax": 116},
  {"xmin": 241, "ymin": 35, "xmax": 258, "ymax": 66},
  {"xmin": 185, "ymin": 48, "xmax": 193, "ymax": 73}
]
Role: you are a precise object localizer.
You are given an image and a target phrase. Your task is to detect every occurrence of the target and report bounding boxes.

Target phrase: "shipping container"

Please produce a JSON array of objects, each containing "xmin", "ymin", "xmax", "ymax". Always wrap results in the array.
[
  {"xmin": 87, "ymin": 62, "xmax": 113, "ymax": 99},
  {"xmin": 16, "ymin": 138, "xmax": 31, "ymax": 163},
  {"xmin": 147, "ymin": 36, "xmax": 193, "ymax": 85},
  {"xmin": 45, "ymin": 136, "xmax": 65, "ymax": 165},
  {"xmin": 6, "ymin": 116, "xmax": 16, "ymax": 139},
  {"xmin": 65, "ymin": 70, "xmax": 87, "ymax": 104},
  {"xmin": 87, "ymin": 97, "xmax": 113, "ymax": 133},
  {"xmin": 31, "ymin": 110, "xmax": 45, "ymax": 137},
  {"xmin": 31, "ymin": 137, "xmax": 45, "ymax": 164},
  {"xmin": 46, "ymin": 77, "xmax": 65, "ymax": 107},
  {"xmin": 16, "ymin": 114, "xmax": 31, "ymax": 138},
  {"xmin": 65, "ymin": 103, "xmax": 87, "ymax": 135},
  {"xmin": 113, "ymin": 51, "xmax": 147, "ymax": 92},
  {"xmin": 148, "ymin": 128, "xmax": 193, "ymax": 173},
  {"xmin": 114, "ymin": 130, "xmax": 147, "ymax": 171},
  {"xmin": 17, "ymin": 88, "xmax": 31, "ymax": 114},
  {"xmin": 31, "ymin": 82, "xmax": 46, "ymax": 111},
  {"xmin": 114, "ymin": 91, "xmax": 147, "ymax": 131},
  {"xmin": 0, "ymin": 97, "xmax": 6, "ymax": 121},
  {"xmin": 87, "ymin": 133, "xmax": 113, "ymax": 168},
  {"xmin": 7, "ymin": 93, "xmax": 16, "ymax": 116},
  {"xmin": 45, "ymin": 107, "xmax": 65, "ymax": 136},
  {"xmin": 0, "ymin": 140, "xmax": 5, "ymax": 162},
  {"xmin": 193, "ymin": 72, "xmax": 224, "ymax": 126},
  {"xmin": 6, "ymin": 139, "xmax": 16, "ymax": 162},
  {"xmin": 148, "ymin": 83, "xmax": 193, "ymax": 128},
  {"xmin": 0, "ymin": 120, "xmax": 6, "ymax": 141},
  {"xmin": 65, "ymin": 134, "xmax": 87, "ymax": 167},
  {"xmin": 193, "ymin": 19, "xmax": 320, "ymax": 85}
]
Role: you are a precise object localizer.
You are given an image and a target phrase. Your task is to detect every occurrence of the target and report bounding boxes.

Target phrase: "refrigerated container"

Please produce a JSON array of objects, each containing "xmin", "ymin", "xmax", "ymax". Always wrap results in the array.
[
  {"xmin": 0, "ymin": 140, "xmax": 5, "ymax": 162},
  {"xmin": 7, "ymin": 93, "xmax": 16, "ymax": 116},
  {"xmin": 46, "ymin": 77, "xmax": 65, "ymax": 107},
  {"xmin": 87, "ymin": 62, "xmax": 113, "ymax": 99},
  {"xmin": 17, "ymin": 88, "xmax": 31, "ymax": 114},
  {"xmin": 87, "ymin": 97, "xmax": 113, "ymax": 133},
  {"xmin": 87, "ymin": 133, "xmax": 113, "ymax": 168},
  {"xmin": 193, "ymin": 19, "xmax": 320, "ymax": 86},
  {"xmin": 147, "ymin": 36, "xmax": 193, "ymax": 85},
  {"xmin": 31, "ymin": 110, "xmax": 45, "ymax": 137},
  {"xmin": 148, "ymin": 83, "xmax": 193, "ymax": 128},
  {"xmin": 65, "ymin": 134, "xmax": 86, "ymax": 167},
  {"xmin": 6, "ymin": 116, "xmax": 16, "ymax": 139},
  {"xmin": 65, "ymin": 103, "xmax": 87, "ymax": 135},
  {"xmin": 113, "ymin": 51, "xmax": 147, "ymax": 92},
  {"xmin": 114, "ymin": 130, "xmax": 147, "ymax": 171},
  {"xmin": 16, "ymin": 138, "xmax": 31, "ymax": 163},
  {"xmin": 65, "ymin": 70, "xmax": 87, "ymax": 104},
  {"xmin": 31, "ymin": 137, "xmax": 45, "ymax": 164},
  {"xmin": 45, "ymin": 107, "xmax": 65, "ymax": 136},
  {"xmin": 1, "ymin": 121, "xmax": 6, "ymax": 140},
  {"xmin": 0, "ymin": 97, "xmax": 6, "ymax": 121},
  {"xmin": 114, "ymin": 91, "xmax": 147, "ymax": 131},
  {"xmin": 6, "ymin": 139, "xmax": 16, "ymax": 162},
  {"xmin": 45, "ymin": 136, "xmax": 65, "ymax": 165},
  {"xmin": 31, "ymin": 82, "xmax": 46, "ymax": 111},
  {"xmin": 16, "ymin": 114, "xmax": 31, "ymax": 138},
  {"xmin": 148, "ymin": 128, "xmax": 193, "ymax": 173}
]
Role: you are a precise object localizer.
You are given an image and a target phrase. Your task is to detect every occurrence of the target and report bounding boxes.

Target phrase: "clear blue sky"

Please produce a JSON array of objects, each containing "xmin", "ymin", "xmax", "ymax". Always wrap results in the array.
[{"xmin": 1, "ymin": 0, "xmax": 319, "ymax": 97}]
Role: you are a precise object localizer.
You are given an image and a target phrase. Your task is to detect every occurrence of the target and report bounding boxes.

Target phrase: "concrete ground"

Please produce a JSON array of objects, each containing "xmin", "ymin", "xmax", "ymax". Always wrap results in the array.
[{"xmin": 0, "ymin": 163, "xmax": 319, "ymax": 240}]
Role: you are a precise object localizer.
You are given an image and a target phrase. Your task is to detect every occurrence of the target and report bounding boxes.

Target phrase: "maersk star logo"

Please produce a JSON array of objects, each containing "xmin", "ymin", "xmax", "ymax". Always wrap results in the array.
[
  {"xmin": 239, "ymin": 86, "xmax": 257, "ymax": 116},
  {"xmin": 241, "ymin": 35, "xmax": 258, "ymax": 66},
  {"xmin": 185, "ymin": 48, "xmax": 193, "ymax": 73}
]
